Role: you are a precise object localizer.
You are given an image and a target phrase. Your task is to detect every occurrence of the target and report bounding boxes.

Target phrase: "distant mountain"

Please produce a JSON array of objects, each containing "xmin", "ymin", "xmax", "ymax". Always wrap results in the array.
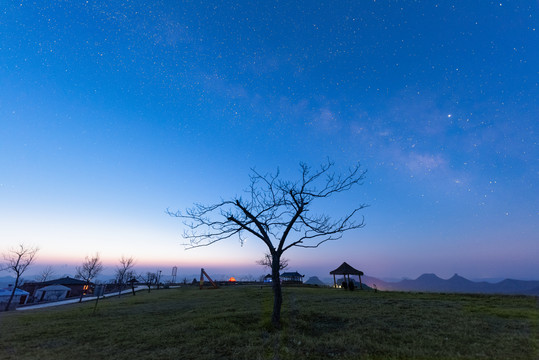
[
  {"xmin": 0, "ymin": 276, "xmax": 16, "ymax": 288},
  {"xmin": 362, "ymin": 273, "xmax": 539, "ymax": 296},
  {"xmin": 304, "ymin": 276, "xmax": 326, "ymax": 286}
]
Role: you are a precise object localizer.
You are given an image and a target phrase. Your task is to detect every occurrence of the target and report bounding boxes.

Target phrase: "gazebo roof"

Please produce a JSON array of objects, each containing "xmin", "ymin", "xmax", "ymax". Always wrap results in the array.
[{"xmin": 330, "ymin": 262, "xmax": 364, "ymax": 276}]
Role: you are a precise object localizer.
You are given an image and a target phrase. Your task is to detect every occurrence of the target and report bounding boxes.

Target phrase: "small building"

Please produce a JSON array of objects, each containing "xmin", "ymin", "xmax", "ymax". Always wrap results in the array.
[
  {"xmin": 280, "ymin": 271, "xmax": 305, "ymax": 284},
  {"xmin": 22, "ymin": 277, "xmax": 90, "ymax": 300},
  {"xmin": 47, "ymin": 277, "xmax": 90, "ymax": 297},
  {"xmin": 0, "ymin": 288, "xmax": 30, "ymax": 310},
  {"xmin": 330, "ymin": 262, "xmax": 364, "ymax": 290},
  {"xmin": 34, "ymin": 285, "xmax": 71, "ymax": 302}
]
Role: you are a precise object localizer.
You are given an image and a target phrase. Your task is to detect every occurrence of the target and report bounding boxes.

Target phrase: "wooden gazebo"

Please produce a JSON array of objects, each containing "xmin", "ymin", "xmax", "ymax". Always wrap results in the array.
[{"xmin": 330, "ymin": 262, "xmax": 364, "ymax": 289}]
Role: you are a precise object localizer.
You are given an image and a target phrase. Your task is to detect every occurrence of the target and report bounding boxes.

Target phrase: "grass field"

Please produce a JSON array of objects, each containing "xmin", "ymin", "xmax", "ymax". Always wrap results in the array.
[{"xmin": 1, "ymin": 286, "xmax": 538, "ymax": 359}]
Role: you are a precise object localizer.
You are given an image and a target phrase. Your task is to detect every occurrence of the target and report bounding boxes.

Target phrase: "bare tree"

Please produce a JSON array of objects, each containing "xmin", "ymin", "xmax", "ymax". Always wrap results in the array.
[
  {"xmin": 36, "ymin": 265, "xmax": 55, "ymax": 283},
  {"xmin": 140, "ymin": 272, "xmax": 157, "ymax": 293},
  {"xmin": 115, "ymin": 256, "xmax": 135, "ymax": 297},
  {"xmin": 168, "ymin": 161, "xmax": 367, "ymax": 328},
  {"xmin": 1, "ymin": 244, "xmax": 38, "ymax": 311},
  {"xmin": 126, "ymin": 270, "xmax": 138, "ymax": 295},
  {"xmin": 256, "ymin": 253, "xmax": 289, "ymax": 272},
  {"xmin": 75, "ymin": 253, "xmax": 103, "ymax": 303}
]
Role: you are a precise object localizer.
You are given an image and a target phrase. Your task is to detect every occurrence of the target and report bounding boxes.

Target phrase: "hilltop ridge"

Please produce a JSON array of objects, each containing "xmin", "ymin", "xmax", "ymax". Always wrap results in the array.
[{"xmin": 362, "ymin": 273, "xmax": 539, "ymax": 295}]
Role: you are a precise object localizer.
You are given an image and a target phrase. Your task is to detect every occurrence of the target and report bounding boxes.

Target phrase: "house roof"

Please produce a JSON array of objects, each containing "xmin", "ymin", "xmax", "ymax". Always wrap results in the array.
[
  {"xmin": 36, "ymin": 285, "xmax": 71, "ymax": 292},
  {"xmin": 43, "ymin": 277, "xmax": 88, "ymax": 286},
  {"xmin": 281, "ymin": 271, "xmax": 304, "ymax": 278},
  {"xmin": 330, "ymin": 262, "xmax": 364, "ymax": 276},
  {"xmin": 0, "ymin": 288, "xmax": 29, "ymax": 296}
]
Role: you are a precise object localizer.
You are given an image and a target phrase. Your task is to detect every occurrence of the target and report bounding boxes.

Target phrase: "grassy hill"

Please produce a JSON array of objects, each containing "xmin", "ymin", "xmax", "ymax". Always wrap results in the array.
[{"xmin": 1, "ymin": 286, "xmax": 538, "ymax": 359}]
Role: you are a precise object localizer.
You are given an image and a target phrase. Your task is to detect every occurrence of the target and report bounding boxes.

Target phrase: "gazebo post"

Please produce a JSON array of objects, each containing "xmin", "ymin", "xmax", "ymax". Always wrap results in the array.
[
  {"xmin": 359, "ymin": 275, "xmax": 363, "ymax": 290},
  {"xmin": 333, "ymin": 274, "xmax": 336, "ymax": 288}
]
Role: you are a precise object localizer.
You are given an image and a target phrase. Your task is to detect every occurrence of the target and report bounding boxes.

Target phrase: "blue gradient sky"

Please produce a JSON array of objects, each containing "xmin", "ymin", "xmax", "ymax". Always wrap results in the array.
[{"xmin": 1, "ymin": 1, "xmax": 537, "ymax": 281}]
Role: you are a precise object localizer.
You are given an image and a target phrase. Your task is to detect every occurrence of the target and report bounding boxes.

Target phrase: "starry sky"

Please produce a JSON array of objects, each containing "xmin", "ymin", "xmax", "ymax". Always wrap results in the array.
[{"xmin": 1, "ymin": 1, "xmax": 537, "ymax": 281}]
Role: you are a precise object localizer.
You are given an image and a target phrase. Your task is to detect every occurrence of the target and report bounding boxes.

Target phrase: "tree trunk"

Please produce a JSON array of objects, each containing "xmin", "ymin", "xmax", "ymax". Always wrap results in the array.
[
  {"xmin": 5, "ymin": 276, "xmax": 20, "ymax": 311},
  {"xmin": 79, "ymin": 281, "xmax": 88, "ymax": 303},
  {"xmin": 271, "ymin": 253, "xmax": 282, "ymax": 328}
]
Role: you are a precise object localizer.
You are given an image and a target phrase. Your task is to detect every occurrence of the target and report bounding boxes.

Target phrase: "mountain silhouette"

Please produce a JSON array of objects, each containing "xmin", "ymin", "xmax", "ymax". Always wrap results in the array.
[{"xmin": 362, "ymin": 274, "xmax": 539, "ymax": 295}]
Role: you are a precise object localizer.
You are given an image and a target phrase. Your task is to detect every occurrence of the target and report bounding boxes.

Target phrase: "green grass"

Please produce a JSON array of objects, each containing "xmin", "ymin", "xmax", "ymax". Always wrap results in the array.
[{"xmin": 1, "ymin": 286, "xmax": 538, "ymax": 359}]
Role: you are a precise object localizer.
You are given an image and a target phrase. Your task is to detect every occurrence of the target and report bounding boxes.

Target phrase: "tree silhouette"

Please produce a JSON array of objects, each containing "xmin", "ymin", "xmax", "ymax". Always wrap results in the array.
[
  {"xmin": 36, "ymin": 265, "xmax": 55, "ymax": 283},
  {"xmin": 75, "ymin": 253, "xmax": 103, "ymax": 303},
  {"xmin": 140, "ymin": 272, "xmax": 157, "ymax": 293},
  {"xmin": 256, "ymin": 253, "xmax": 289, "ymax": 272},
  {"xmin": 115, "ymin": 256, "xmax": 135, "ymax": 297},
  {"xmin": 1, "ymin": 244, "xmax": 38, "ymax": 311},
  {"xmin": 168, "ymin": 160, "xmax": 367, "ymax": 328}
]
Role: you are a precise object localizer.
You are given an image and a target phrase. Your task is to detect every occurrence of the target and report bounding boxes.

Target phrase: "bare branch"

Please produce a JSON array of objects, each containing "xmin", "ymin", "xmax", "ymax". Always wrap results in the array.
[
  {"xmin": 75, "ymin": 253, "xmax": 103, "ymax": 284},
  {"xmin": 2, "ymin": 244, "xmax": 39, "ymax": 277},
  {"xmin": 256, "ymin": 253, "xmax": 289, "ymax": 271},
  {"xmin": 115, "ymin": 256, "xmax": 135, "ymax": 296},
  {"xmin": 36, "ymin": 265, "xmax": 55, "ymax": 283},
  {"xmin": 168, "ymin": 162, "xmax": 367, "ymax": 253},
  {"xmin": 2, "ymin": 244, "xmax": 38, "ymax": 311},
  {"xmin": 168, "ymin": 161, "xmax": 367, "ymax": 328}
]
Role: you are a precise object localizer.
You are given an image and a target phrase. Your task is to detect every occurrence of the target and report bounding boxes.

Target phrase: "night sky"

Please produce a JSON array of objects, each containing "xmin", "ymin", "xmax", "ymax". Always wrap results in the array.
[{"xmin": 1, "ymin": 1, "xmax": 537, "ymax": 281}]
